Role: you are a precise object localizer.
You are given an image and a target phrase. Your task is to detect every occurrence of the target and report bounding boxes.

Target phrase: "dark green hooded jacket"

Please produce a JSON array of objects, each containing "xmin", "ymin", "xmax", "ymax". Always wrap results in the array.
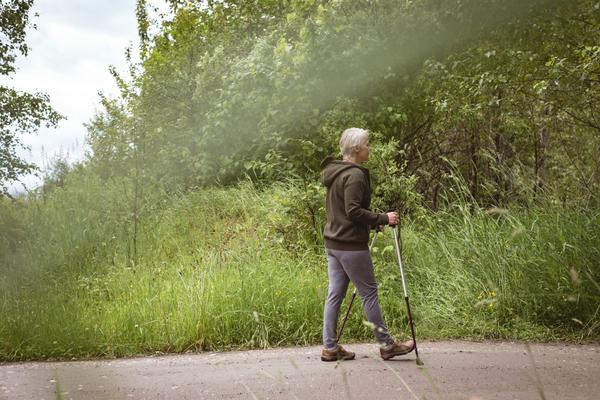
[{"xmin": 320, "ymin": 157, "xmax": 389, "ymax": 250}]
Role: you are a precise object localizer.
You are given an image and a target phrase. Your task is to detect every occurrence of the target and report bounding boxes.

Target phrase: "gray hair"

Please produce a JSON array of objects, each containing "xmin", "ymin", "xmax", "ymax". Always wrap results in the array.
[{"xmin": 339, "ymin": 128, "xmax": 369, "ymax": 157}]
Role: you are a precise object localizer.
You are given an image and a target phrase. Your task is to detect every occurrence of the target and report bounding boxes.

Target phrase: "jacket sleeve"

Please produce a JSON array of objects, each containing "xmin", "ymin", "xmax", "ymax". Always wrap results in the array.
[{"xmin": 344, "ymin": 174, "xmax": 389, "ymax": 226}]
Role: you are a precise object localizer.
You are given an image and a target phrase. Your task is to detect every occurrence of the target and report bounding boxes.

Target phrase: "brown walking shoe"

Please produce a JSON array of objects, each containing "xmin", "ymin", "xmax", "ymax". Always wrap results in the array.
[
  {"xmin": 321, "ymin": 345, "xmax": 356, "ymax": 362},
  {"xmin": 380, "ymin": 340, "xmax": 415, "ymax": 360}
]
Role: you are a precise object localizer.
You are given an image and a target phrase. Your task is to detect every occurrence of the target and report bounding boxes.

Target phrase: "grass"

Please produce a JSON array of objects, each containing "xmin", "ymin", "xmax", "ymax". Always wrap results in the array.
[{"xmin": 1, "ymin": 180, "xmax": 599, "ymax": 361}]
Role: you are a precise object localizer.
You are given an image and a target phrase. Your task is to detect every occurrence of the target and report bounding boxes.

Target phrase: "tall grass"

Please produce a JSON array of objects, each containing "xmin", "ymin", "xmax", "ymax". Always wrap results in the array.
[{"xmin": 1, "ymin": 179, "xmax": 598, "ymax": 361}]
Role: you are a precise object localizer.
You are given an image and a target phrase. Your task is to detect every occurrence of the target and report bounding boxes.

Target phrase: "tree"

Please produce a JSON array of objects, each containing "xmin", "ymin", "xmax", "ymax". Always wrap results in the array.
[
  {"xmin": 85, "ymin": 0, "xmax": 596, "ymax": 208},
  {"xmin": 0, "ymin": 0, "xmax": 62, "ymax": 195}
]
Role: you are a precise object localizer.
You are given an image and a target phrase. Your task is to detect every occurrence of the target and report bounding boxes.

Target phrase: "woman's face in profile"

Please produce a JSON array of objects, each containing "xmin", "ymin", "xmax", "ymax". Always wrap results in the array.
[{"xmin": 356, "ymin": 139, "xmax": 369, "ymax": 163}]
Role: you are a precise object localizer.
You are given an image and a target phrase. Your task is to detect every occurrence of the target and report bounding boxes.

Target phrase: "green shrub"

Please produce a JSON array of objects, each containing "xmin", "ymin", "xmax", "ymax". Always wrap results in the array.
[{"xmin": 1, "ymin": 182, "xmax": 598, "ymax": 361}]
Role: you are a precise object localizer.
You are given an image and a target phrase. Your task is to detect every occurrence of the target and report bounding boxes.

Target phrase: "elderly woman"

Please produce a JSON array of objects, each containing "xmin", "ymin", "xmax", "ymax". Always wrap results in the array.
[{"xmin": 319, "ymin": 127, "xmax": 415, "ymax": 362}]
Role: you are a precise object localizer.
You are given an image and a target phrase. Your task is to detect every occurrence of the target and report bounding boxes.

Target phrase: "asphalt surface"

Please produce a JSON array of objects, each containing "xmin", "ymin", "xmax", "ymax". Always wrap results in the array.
[{"xmin": 1, "ymin": 341, "xmax": 599, "ymax": 399}]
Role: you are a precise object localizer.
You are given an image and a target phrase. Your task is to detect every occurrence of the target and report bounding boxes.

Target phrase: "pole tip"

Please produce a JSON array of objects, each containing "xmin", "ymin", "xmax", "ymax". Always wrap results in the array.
[{"xmin": 416, "ymin": 357, "xmax": 424, "ymax": 366}]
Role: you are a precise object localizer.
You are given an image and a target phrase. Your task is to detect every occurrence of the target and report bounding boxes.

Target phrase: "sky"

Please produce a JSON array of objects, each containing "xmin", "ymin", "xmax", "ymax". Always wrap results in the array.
[{"xmin": 5, "ymin": 0, "xmax": 169, "ymax": 194}]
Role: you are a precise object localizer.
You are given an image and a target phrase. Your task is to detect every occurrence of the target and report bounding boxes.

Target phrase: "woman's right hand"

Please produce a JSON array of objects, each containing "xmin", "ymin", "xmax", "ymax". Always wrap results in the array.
[{"xmin": 387, "ymin": 211, "xmax": 398, "ymax": 226}]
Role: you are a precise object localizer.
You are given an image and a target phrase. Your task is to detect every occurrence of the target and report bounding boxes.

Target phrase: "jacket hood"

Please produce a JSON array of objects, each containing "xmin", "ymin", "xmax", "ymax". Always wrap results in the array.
[{"xmin": 320, "ymin": 156, "xmax": 365, "ymax": 187}]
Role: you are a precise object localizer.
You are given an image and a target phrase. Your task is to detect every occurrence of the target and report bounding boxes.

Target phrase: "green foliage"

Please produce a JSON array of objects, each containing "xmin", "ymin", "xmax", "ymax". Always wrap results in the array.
[
  {"xmin": 262, "ymin": 179, "xmax": 326, "ymax": 251},
  {"xmin": 1, "ymin": 183, "xmax": 598, "ymax": 361},
  {"xmin": 416, "ymin": 0, "xmax": 600, "ymax": 207},
  {"xmin": 79, "ymin": 0, "xmax": 599, "ymax": 211},
  {"xmin": 366, "ymin": 134, "xmax": 424, "ymax": 218},
  {"xmin": 40, "ymin": 154, "xmax": 73, "ymax": 195},
  {"xmin": 0, "ymin": 0, "xmax": 33, "ymax": 75},
  {"xmin": 0, "ymin": 87, "xmax": 63, "ymax": 194},
  {"xmin": 3, "ymin": 0, "xmax": 600, "ymax": 361},
  {"xmin": 0, "ymin": 0, "xmax": 63, "ymax": 194}
]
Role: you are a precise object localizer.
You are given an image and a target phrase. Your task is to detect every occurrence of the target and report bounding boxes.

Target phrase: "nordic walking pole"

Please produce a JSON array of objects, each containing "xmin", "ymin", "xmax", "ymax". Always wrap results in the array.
[
  {"xmin": 392, "ymin": 224, "xmax": 424, "ymax": 366},
  {"xmin": 336, "ymin": 229, "xmax": 379, "ymax": 343}
]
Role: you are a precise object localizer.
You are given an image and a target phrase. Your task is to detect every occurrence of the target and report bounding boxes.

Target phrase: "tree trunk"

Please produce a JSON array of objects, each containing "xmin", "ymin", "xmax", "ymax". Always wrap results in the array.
[
  {"xmin": 469, "ymin": 124, "xmax": 479, "ymax": 201},
  {"xmin": 534, "ymin": 124, "xmax": 549, "ymax": 198}
]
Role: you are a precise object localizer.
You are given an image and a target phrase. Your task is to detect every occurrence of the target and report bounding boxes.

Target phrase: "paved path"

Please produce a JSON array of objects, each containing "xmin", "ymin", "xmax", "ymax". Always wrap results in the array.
[{"xmin": 1, "ymin": 341, "xmax": 599, "ymax": 399}]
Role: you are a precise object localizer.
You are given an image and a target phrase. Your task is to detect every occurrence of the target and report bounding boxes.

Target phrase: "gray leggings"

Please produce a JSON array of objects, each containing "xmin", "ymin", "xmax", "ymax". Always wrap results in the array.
[{"xmin": 323, "ymin": 248, "xmax": 393, "ymax": 349}]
